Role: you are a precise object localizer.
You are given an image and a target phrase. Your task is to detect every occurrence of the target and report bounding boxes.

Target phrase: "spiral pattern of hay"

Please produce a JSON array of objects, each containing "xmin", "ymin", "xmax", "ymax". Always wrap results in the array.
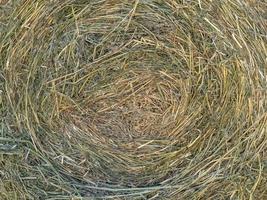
[{"xmin": 0, "ymin": 0, "xmax": 266, "ymax": 199}]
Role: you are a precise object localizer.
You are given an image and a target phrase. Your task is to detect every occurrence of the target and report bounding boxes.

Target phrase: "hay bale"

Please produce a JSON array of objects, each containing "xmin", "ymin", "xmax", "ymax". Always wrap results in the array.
[{"xmin": 0, "ymin": 0, "xmax": 266, "ymax": 199}]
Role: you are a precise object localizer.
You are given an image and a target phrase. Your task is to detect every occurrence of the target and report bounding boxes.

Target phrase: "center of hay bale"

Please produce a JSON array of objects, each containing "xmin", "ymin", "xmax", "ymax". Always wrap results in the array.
[
  {"xmin": 90, "ymin": 70, "xmax": 181, "ymax": 137},
  {"xmin": 60, "ymin": 69, "xmax": 194, "ymax": 185}
]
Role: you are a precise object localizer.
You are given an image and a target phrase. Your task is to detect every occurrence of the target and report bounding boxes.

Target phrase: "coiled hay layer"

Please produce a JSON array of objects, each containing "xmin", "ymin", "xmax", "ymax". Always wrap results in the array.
[{"xmin": 0, "ymin": 0, "xmax": 266, "ymax": 199}]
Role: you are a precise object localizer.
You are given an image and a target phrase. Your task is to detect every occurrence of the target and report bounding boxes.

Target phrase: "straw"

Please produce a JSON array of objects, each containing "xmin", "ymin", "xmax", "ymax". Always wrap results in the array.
[{"xmin": 0, "ymin": 0, "xmax": 266, "ymax": 199}]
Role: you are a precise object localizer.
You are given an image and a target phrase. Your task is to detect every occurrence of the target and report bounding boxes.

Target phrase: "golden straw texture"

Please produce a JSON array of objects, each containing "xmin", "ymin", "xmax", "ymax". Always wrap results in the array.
[{"xmin": 0, "ymin": 0, "xmax": 266, "ymax": 199}]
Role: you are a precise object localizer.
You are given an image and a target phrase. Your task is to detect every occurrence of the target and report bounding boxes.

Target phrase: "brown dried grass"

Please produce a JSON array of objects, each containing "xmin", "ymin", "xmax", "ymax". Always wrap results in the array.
[{"xmin": 0, "ymin": 0, "xmax": 266, "ymax": 199}]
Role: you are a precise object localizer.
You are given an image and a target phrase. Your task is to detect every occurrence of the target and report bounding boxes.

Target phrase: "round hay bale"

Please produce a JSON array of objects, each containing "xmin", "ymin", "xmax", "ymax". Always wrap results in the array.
[{"xmin": 0, "ymin": 0, "xmax": 266, "ymax": 199}]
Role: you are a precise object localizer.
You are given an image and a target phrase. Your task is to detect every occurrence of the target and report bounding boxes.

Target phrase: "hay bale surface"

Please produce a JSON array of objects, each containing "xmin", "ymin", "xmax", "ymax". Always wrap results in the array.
[{"xmin": 0, "ymin": 0, "xmax": 266, "ymax": 199}]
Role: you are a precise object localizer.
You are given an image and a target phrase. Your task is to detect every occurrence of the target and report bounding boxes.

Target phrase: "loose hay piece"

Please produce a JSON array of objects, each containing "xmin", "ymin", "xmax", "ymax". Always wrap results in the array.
[{"xmin": 0, "ymin": 0, "xmax": 266, "ymax": 199}]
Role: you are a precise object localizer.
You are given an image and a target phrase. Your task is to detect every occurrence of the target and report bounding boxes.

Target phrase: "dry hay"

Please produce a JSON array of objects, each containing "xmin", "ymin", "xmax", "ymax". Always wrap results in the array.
[{"xmin": 0, "ymin": 0, "xmax": 266, "ymax": 199}]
